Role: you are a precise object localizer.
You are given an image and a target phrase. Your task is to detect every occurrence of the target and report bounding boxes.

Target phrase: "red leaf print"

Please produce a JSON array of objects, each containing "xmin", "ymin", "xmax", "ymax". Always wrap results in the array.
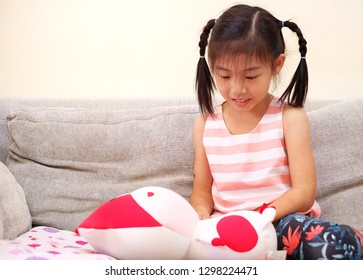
[
  {"xmin": 28, "ymin": 244, "xmax": 41, "ymax": 249},
  {"xmin": 305, "ymin": 225, "xmax": 324, "ymax": 241},
  {"xmin": 353, "ymin": 229, "xmax": 363, "ymax": 247},
  {"xmin": 47, "ymin": 251, "xmax": 61, "ymax": 255},
  {"xmin": 282, "ymin": 226, "xmax": 302, "ymax": 255}
]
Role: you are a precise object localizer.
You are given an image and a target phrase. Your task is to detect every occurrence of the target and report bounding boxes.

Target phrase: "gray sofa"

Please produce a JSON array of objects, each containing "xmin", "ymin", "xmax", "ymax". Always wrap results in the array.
[{"xmin": 0, "ymin": 97, "xmax": 362, "ymax": 245}]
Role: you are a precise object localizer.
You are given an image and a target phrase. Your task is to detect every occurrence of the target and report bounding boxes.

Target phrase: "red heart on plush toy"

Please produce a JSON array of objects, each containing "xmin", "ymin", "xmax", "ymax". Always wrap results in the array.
[{"xmin": 211, "ymin": 215, "xmax": 258, "ymax": 252}]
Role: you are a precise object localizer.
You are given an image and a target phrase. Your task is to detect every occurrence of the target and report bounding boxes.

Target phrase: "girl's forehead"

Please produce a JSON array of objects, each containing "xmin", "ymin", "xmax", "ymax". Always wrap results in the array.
[{"xmin": 213, "ymin": 54, "xmax": 266, "ymax": 71}]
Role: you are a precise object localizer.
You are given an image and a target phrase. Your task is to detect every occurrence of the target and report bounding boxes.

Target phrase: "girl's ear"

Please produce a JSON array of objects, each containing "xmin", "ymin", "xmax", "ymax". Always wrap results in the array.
[{"xmin": 273, "ymin": 54, "xmax": 286, "ymax": 75}]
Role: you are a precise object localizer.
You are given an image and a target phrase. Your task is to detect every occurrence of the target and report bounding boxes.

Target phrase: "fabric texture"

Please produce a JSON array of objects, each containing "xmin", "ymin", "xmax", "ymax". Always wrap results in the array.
[
  {"xmin": 307, "ymin": 99, "xmax": 363, "ymax": 230},
  {"xmin": 0, "ymin": 98, "xmax": 197, "ymax": 164},
  {"xmin": 0, "ymin": 98, "xmax": 336, "ymax": 165},
  {"xmin": 6, "ymin": 105, "xmax": 199, "ymax": 231},
  {"xmin": 275, "ymin": 213, "xmax": 363, "ymax": 260},
  {"xmin": 0, "ymin": 213, "xmax": 3, "ymax": 239},
  {"xmin": 0, "ymin": 226, "xmax": 115, "ymax": 260},
  {"xmin": 0, "ymin": 162, "xmax": 32, "ymax": 240}
]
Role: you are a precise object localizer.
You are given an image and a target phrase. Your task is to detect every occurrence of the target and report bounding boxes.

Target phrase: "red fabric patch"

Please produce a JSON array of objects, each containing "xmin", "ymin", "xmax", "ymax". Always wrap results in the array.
[
  {"xmin": 76, "ymin": 194, "xmax": 161, "ymax": 233},
  {"xmin": 212, "ymin": 215, "xmax": 258, "ymax": 253}
]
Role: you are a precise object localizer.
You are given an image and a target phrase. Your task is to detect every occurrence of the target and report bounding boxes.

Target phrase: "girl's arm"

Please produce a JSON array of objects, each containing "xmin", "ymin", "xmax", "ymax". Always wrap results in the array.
[
  {"xmin": 189, "ymin": 115, "xmax": 214, "ymax": 220},
  {"xmin": 269, "ymin": 106, "xmax": 317, "ymax": 221}
]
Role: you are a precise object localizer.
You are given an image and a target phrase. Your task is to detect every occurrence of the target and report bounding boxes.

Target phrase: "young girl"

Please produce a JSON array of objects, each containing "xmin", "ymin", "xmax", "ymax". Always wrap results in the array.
[{"xmin": 190, "ymin": 4, "xmax": 363, "ymax": 260}]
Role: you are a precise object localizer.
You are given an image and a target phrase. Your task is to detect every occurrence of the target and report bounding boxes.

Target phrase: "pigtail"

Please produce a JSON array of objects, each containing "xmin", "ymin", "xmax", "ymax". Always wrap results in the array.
[
  {"xmin": 279, "ymin": 21, "xmax": 308, "ymax": 107},
  {"xmin": 195, "ymin": 19, "xmax": 216, "ymax": 116}
]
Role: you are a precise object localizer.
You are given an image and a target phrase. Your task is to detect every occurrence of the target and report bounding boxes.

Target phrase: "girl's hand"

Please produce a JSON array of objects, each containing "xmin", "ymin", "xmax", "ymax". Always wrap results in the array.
[{"xmin": 194, "ymin": 205, "xmax": 211, "ymax": 220}]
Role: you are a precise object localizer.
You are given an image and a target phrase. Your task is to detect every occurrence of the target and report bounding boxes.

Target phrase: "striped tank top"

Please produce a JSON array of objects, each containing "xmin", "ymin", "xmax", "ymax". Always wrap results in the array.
[{"xmin": 203, "ymin": 97, "xmax": 320, "ymax": 217}]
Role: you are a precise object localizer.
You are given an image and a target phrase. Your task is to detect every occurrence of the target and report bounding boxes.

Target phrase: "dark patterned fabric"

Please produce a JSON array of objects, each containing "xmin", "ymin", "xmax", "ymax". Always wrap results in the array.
[{"xmin": 275, "ymin": 214, "xmax": 363, "ymax": 260}]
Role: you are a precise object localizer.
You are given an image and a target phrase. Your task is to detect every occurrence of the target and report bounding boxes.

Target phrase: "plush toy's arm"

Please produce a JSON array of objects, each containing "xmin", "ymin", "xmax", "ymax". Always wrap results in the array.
[
  {"xmin": 258, "ymin": 205, "xmax": 277, "ymax": 228},
  {"xmin": 258, "ymin": 203, "xmax": 276, "ymax": 214}
]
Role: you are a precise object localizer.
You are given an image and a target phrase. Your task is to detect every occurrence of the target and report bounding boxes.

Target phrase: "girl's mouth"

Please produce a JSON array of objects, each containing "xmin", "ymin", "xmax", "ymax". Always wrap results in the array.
[{"xmin": 232, "ymin": 98, "xmax": 251, "ymax": 106}]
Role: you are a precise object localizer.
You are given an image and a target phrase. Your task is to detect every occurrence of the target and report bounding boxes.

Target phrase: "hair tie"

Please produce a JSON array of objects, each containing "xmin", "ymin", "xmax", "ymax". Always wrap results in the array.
[
  {"xmin": 301, "ymin": 57, "xmax": 306, "ymax": 60},
  {"xmin": 280, "ymin": 21, "xmax": 285, "ymax": 28},
  {"xmin": 200, "ymin": 56, "xmax": 205, "ymax": 59}
]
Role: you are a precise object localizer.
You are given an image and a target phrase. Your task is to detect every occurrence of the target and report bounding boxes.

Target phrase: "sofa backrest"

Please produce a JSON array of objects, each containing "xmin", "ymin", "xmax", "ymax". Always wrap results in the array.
[
  {"xmin": 0, "ymin": 97, "xmax": 338, "ymax": 164},
  {"xmin": 0, "ymin": 98, "xmax": 198, "ymax": 164}
]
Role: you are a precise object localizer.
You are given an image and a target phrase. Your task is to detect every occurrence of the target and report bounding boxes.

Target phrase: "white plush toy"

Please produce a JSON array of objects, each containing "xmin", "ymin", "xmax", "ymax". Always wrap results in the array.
[{"xmin": 76, "ymin": 186, "xmax": 280, "ymax": 260}]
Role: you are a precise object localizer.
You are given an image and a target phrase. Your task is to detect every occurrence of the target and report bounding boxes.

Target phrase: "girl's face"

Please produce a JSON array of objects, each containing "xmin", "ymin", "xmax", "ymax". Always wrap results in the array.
[{"xmin": 213, "ymin": 53, "xmax": 285, "ymax": 112}]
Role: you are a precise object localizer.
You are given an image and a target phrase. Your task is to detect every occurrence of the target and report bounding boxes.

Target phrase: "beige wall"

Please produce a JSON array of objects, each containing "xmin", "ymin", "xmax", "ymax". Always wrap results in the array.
[{"xmin": 1, "ymin": 0, "xmax": 362, "ymax": 100}]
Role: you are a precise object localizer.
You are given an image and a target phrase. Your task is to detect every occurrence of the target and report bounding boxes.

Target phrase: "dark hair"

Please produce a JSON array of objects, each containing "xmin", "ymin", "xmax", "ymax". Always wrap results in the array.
[{"xmin": 195, "ymin": 4, "xmax": 308, "ymax": 116}]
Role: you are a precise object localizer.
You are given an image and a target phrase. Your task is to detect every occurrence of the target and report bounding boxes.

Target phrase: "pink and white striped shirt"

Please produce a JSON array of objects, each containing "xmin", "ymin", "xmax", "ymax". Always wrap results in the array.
[{"xmin": 203, "ymin": 97, "xmax": 320, "ymax": 217}]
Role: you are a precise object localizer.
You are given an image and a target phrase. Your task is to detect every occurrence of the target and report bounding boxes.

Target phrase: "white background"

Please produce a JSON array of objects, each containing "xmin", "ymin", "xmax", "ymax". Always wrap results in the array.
[{"xmin": 1, "ymin": 0, "xmax": 362, "ymax": 100}]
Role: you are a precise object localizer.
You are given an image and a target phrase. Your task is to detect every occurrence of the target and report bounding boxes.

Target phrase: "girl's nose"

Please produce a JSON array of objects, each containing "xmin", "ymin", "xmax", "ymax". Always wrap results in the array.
[{"xmin": 231, "ymin": 78, "xmax": 247, "ymax": 97}]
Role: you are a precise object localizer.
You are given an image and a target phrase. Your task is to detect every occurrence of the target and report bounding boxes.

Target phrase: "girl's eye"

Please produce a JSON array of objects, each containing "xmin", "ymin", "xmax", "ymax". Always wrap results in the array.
[
  {"xmin": 220, "ymin": 75, "xmax": 230, "ymax": 80},
  {"xmin": 246, "ymin": 75, "xmax": 258, "ymax": 80}
]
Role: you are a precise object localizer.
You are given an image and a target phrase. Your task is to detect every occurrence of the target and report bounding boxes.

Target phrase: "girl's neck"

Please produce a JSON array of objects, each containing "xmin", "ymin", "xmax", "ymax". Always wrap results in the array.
[{"xmin": 222, "ymin": 94, "xmax": 273, "ymax": 135}]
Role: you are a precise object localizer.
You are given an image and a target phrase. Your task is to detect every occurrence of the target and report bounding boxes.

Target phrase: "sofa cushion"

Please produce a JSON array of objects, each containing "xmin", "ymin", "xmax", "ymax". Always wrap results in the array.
[
  {"xmin": 0, "ymin": 162, "xmax": 32, "ymax": 239},
  {"xmin": 307, "ymin": 99, "xmax": 363, "ymax": 230},
  {"xmin": 0, "ymin": 216, "xmax": 2, "ymax": 238},
  {"xmin": 6, "ymin": 105, "xmax": 199, "ymax": 231}
]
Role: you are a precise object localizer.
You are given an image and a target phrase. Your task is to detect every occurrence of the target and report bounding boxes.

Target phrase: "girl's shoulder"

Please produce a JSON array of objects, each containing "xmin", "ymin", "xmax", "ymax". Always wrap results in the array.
[
  {"xmin": 194, "ymin": 102, "xmax": 223, "ymax": 124},
  {"xmin": 194, "ymin": 114, "xmax": 206, "ymax": 127},
  {"xmin": 193, "ymin": 114, "xmax": 208, "ymax": 136},
  {"xmin": 281, "ymin": 104, "xmax": 310, "ymax": 134},
  {"xmin": 282, "ymin": 104, "xmax": 308, "ymax": 121}
]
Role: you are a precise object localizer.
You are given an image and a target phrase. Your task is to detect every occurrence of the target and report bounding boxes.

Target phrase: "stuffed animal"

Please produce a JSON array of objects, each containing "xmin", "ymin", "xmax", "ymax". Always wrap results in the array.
[{"xmin": 76, "ymin": 186, "xmax": 280, "ymax": 260}]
